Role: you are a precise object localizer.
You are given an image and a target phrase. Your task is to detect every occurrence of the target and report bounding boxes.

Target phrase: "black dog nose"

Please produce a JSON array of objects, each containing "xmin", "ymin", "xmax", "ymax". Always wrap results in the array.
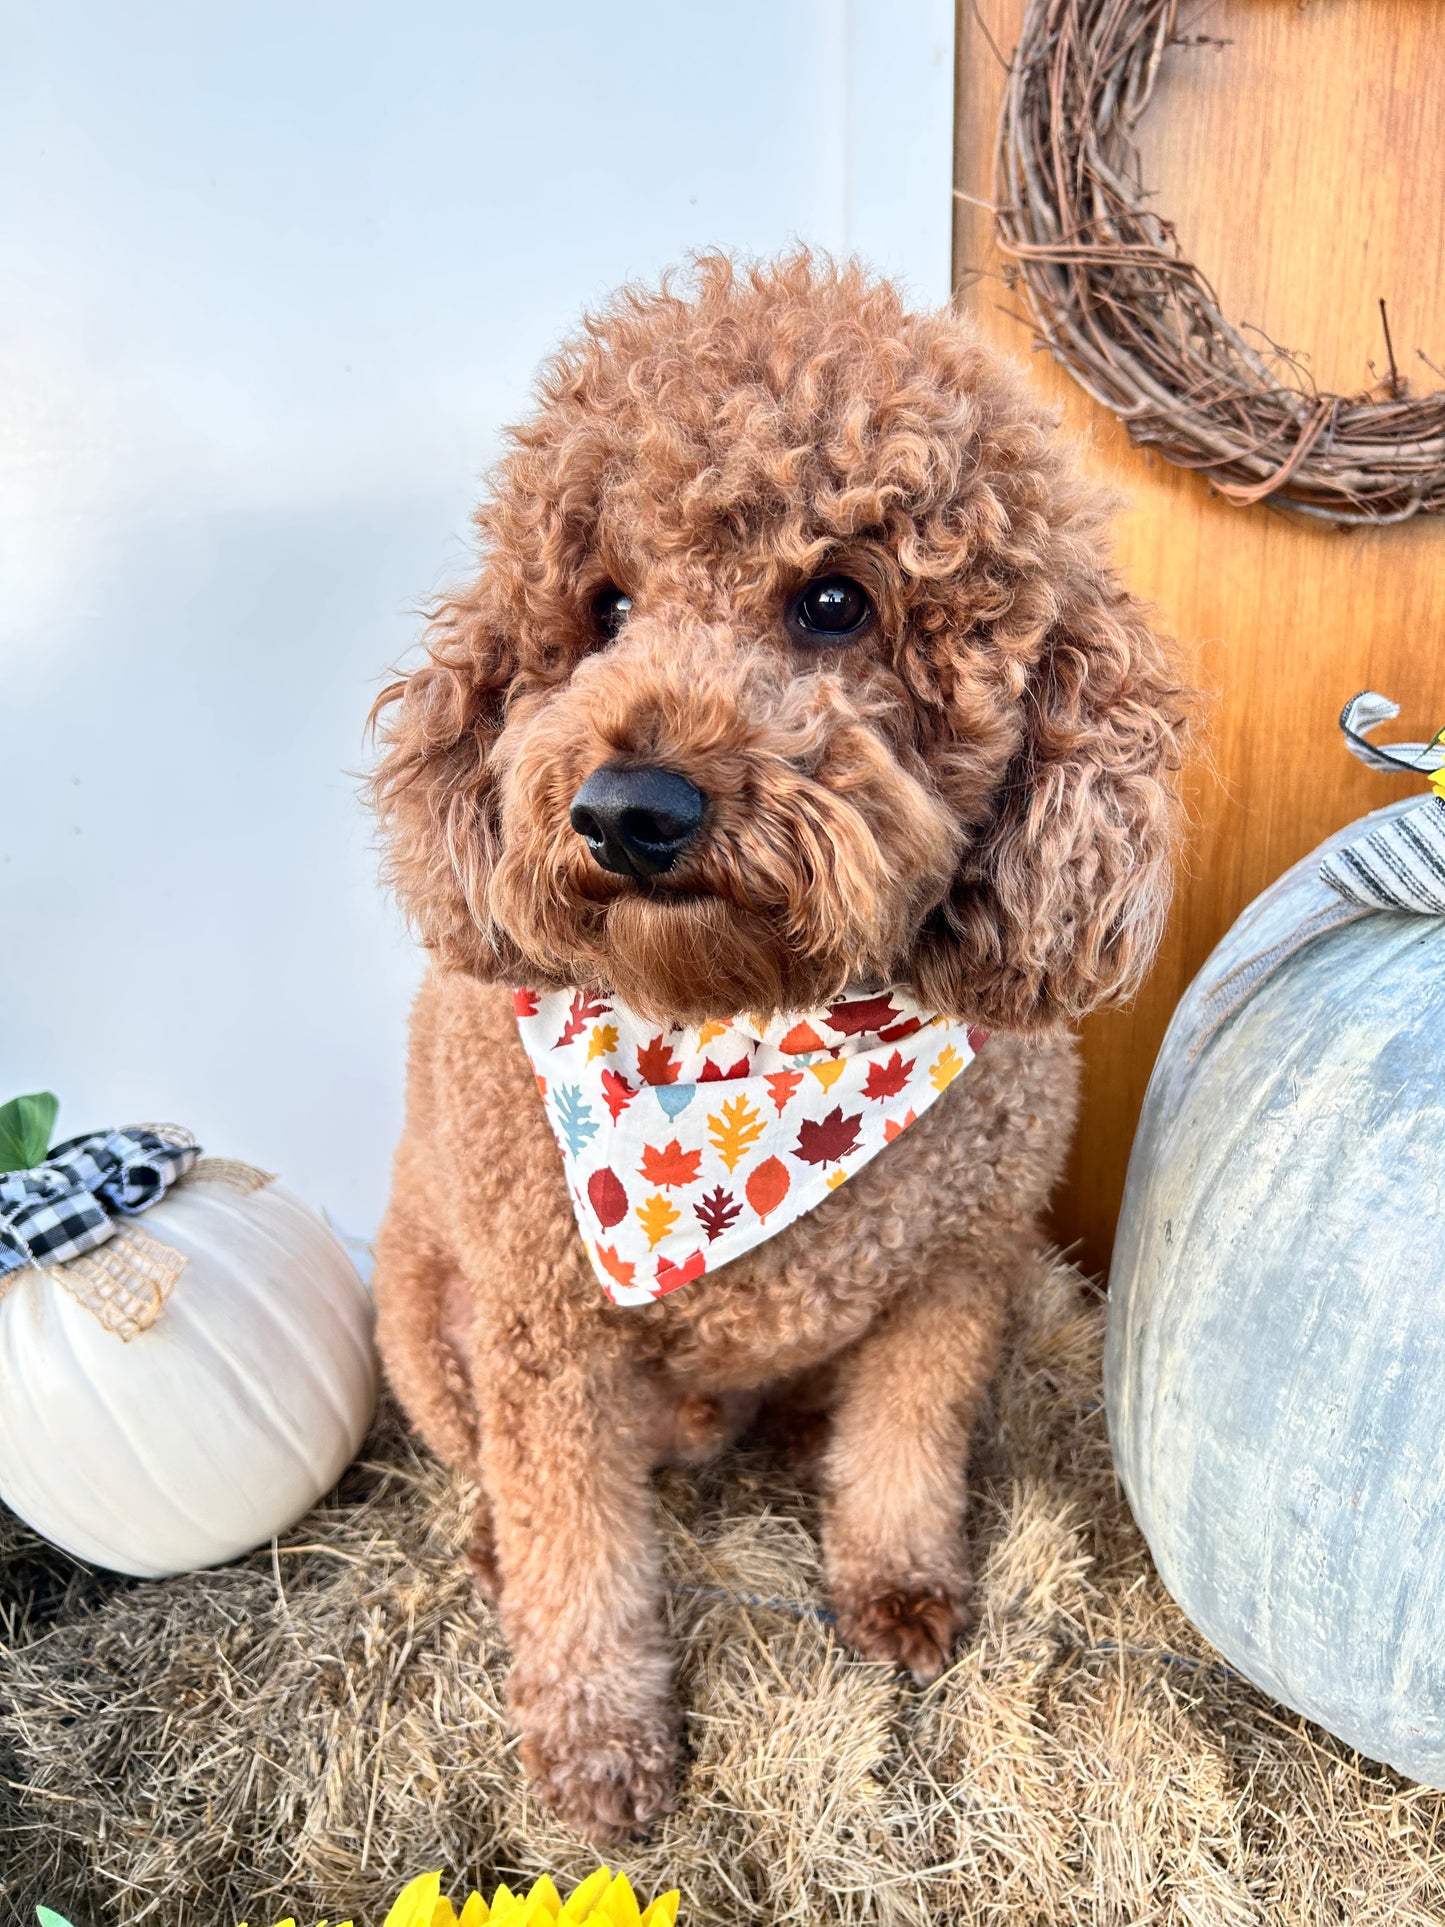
[{"xmin": 569, "ymin": 765, "xmax": 706, "ymax": 878}]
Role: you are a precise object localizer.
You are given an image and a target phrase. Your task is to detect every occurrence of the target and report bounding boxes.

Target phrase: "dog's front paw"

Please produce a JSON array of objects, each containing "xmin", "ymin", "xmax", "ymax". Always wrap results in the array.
[
  {"xmin": 835, "ymin": 1580, "xmax": 971, "ymax": 1685},
  {"xmin": 519, "ymin": 1704, "xmax": 679, "ymax": 1840}
]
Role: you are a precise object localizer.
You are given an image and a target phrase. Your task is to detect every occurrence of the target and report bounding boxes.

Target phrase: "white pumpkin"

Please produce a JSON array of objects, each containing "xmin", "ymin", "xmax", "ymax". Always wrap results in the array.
[
  {"xmin": 0, "ymin": 1165, "xmax": 378, "ymax": 1577},
  {"xmin": 1106, "ymin": 799, "xmax": 1445, "ymax": 1785}
]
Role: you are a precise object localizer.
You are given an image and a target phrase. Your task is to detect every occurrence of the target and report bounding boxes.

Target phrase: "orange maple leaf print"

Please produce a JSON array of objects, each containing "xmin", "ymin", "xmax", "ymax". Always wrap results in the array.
[
  {"xmin": 636, "ymin": 1192, "xmax": 680, "ymax": 1248},
  {"xmin": 636, "ymin": 1034, "xmax": 682, "ymax": 1085},
  {"xmin": 778, "ymin": 1018, "xmax": 826, "ymax": 1055},
  {"xmin": 655, "ymin": 1248, "xmax": 707, "ymax": 1294},
  {"xmin": 595, "ymin": 1243, "xmax": 636, "ymax": 1290},
  {"xmin": 638, "ymin": 1139, "xmax": 703, "ymax": 1188},
  {"xmin": 883, "ymin": 1107, "xmax": 918, "ymax": 1143}
]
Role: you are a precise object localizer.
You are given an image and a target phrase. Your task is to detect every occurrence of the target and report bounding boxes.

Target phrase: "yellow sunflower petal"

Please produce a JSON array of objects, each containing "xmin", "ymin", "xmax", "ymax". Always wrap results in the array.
[
  {"xmin": 559, "ymin": 1870, "xmax": 613, "ymax": 1921},
  {"xmin": 639, "ymin": 1895, "xmax": 680, "ymax": 1927},
  {"xmin": 384, "ymin": 1877, "xmax": 445, "ymax": 1927},
  {"xmin": 598, "ymin": 1874, "xmax": 642, "ymax": 1927},
  {"xmin": 458, "ymin": 1897, "xmax": 490, "ymax": 1927}
]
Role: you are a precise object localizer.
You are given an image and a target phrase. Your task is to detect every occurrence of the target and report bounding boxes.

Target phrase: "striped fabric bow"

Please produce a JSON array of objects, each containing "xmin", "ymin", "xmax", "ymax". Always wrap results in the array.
[{"xmin": 1320, "ymin": 692, "xmax": 1445, "ymax": 910}]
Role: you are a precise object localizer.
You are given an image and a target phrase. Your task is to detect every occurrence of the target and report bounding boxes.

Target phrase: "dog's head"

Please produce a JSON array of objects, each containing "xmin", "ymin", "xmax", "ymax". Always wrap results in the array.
[{"xmin": 372, "ymin": 254, "xmax": 1190, "ymax": 1030}]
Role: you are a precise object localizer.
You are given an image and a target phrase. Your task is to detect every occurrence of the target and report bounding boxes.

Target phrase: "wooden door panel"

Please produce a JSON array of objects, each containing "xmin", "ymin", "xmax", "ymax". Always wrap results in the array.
[{"xmin": 953, "ymin": 0, "xmax": 1445, "ymax": 1278}]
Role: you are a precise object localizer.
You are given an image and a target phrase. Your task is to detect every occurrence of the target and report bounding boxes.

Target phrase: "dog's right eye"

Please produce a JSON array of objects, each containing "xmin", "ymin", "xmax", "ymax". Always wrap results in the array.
[
  {"xmin": 786, "ymin": 576, "xmax": 874, "ymax": 647},
  {"xmin": 593, "ymin": 586, "xmax": 633, "ymax": 643}
]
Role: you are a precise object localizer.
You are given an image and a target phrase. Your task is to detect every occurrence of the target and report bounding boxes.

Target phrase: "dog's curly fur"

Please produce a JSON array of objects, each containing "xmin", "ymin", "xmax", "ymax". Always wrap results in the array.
[{"xmin": 369, "ymin": 253, "xmax": 1191, "ymax": 1838}]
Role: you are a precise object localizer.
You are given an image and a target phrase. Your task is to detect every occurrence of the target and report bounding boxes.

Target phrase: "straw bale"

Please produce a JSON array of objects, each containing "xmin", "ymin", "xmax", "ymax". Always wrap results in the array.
[{"xmin": 2, "ymin": 1256, "xmax": 1442, "ymax": 1925}]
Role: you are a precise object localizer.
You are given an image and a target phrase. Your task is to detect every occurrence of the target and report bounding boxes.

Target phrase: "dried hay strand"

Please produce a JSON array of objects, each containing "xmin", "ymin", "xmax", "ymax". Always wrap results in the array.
[
  {"xmin": 994, "ymin": 0, "xmax": 1445, "ymax": 524},
  {"xmin": 3, "ymin": 1255, "xmax": 1445, "ymax": 1925}
]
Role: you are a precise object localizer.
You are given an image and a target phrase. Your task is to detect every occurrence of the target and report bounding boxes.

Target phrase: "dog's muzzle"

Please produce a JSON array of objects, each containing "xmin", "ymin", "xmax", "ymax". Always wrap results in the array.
[{"xmin": 569, "ymin": 764, "xmax": 706, "ymax": 879}]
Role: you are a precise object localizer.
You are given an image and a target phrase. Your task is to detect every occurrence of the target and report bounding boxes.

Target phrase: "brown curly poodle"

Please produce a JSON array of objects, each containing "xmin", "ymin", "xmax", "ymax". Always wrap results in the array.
[{"xmin": 369, "ymin": 253, "xmax": 1190, "ymax": 1838}]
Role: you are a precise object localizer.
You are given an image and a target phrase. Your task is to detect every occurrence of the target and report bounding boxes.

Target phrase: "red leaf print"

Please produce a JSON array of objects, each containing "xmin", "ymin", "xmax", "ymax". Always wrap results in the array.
[
  {"xmin": 587, "ymin": 1167, "xmax": 628, "ymax": 1230},
  {"xmin": 595, "ymin": 1243, "xmax": 636, "ymax": 1291},
  {"xmin": 793, "ymin": 1106, "xmax": 863, "ymax": 1166},
  {"xmin": 636, "ymin": 1034, "xmax": 682, "ymax": 1085},
  {"xmin": 600, "ymin": 1067, "xmax": 636, "ymax": 1122},
  {"xmin": 512, "ymin": 987, "xmax": 539, "ymax": 1017},
  {"xmin": 862, "ymin": 1050, "xmax": 914, "ymax": 1102},
  {"xmin": 745, "ymin": 1156, "xmax": 790, "ymax": 1222},
  {"xmin": 655, "ymin": 1249, "xmax": 707, "ymax": 1295},
  {"xmin": 694, "ymin": 1186, "xmax": 742, "ymax": 1241},
  {"xmin": 764, "ymin": 1068, "xmax": 804, "ymax": 1115},
  {"xmin": 967, "ymin": 1025, "xmax": 991, "ymax": 1054},
  {"xmin": 878, "ymin": 1015, "xmax": 923, "ymax": 1044},
  {"xmin": 534, "ymin": 1073, "xmax": 548, "ymax": 1100},
  {"xmin": 556, "ymin": 989, "xmax": 610, "ymax": 1047},
  {"xmin": 778, "ymin": 1018, "xmax": 826, "ymax": 1055},
  {"xmin": 698, "ymin": 1054, "xmax": 751, "ymax": 1082},
  {"xmin": 639, "ymin": 1140, "xmax": 703, "ymax": 1188},
  {"xmin": 823, "ymin": 993, "xmax": 901, "ymax": 1038},
  {"xmin": 883, "ymin": 1107, "xmax": 918, "ymax": 1143}
]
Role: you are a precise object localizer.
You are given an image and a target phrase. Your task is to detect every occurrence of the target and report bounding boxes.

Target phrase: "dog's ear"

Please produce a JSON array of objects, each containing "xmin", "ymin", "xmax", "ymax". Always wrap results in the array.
[
  {"xmin": 369, "ymin": 584, "xmax": 522, "ymax": 977},
  {"xmin": 911, "ymin": 571, "xmax": 1190, "ymax": 1033}
]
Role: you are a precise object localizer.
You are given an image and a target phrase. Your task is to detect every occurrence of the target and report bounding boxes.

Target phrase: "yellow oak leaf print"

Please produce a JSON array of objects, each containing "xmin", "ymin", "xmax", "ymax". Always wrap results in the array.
[
  {"xmin": 930, "ymin": 1043, "xmax": 965, "ymax": 1090},
  {"xmin": 707, "ymin": 1092, "xmax": 766, "ymax": 1172},
  {"xmin": 825, "ymin": 1168, "xmax": 847, "ymax": 1190},
  {"xmin": 636, "ymin": 1192, "xmax": 680, "ymax": 1249},
  {"xmin": 696, "ymin": 1019, "xmax": 729, "ymax": 1046},
  {"xmin": 587, "ymin": 1022, "xmax": 620, "ymax": 1061}
]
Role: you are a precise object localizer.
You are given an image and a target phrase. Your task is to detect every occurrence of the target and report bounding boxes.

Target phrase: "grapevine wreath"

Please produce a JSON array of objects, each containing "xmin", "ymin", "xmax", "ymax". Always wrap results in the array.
[{"xmin": 992, "ymin": 0, "xmax": 1445, "ymax": 524}]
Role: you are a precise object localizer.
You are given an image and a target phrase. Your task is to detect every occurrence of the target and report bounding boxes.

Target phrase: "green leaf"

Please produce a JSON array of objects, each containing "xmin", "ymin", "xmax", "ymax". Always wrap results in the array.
[
  {"xmin": 0, "ymin": 1091, "xmax": 60, "ymax": 1173},
  {"xmin": 37, "ymin": 1908, "xmax": 79, "ymax": 1927}
]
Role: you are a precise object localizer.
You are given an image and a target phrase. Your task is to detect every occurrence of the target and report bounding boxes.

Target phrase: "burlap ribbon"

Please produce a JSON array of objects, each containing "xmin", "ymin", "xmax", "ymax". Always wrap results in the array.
[{"xmin": 0, "ymin": 1140, "xmax": 275, "ymax": 1342}]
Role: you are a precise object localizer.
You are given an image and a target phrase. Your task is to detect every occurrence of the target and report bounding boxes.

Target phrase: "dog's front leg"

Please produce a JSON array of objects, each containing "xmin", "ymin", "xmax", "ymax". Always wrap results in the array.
[
  {"xmin": 479, "ymin": 1337, "xmax": 677, "ymax": 1837},
  {"xmin": 822, "ymin": 1259, "xmax": 1013, "ymax": 1684}
]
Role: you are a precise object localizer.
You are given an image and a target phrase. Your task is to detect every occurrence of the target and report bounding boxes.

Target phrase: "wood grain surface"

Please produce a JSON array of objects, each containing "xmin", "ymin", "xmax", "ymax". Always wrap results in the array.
[{"xmin": 953, "ymin": 0, "xmax": 1445, "ymax": 1278}]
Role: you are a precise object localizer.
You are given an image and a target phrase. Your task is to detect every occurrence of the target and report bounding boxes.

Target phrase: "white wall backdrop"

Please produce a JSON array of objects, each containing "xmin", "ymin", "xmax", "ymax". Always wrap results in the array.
[{"xmin": 0, "ymin": 1, "xmax": 955, "ymax": 1237}]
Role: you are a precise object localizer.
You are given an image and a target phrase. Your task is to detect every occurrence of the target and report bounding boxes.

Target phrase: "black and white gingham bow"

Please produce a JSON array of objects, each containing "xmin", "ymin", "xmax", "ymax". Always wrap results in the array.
[{"xmin": 0, "ymin": 1127, "xmax": 199, "ymax": 1278}]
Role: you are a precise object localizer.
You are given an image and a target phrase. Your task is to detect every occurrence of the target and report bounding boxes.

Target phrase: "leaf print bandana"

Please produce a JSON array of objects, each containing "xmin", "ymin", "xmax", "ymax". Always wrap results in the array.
[{"xmin": 513, "ymin": 986, "xmax": 988, "ymax": 1306}]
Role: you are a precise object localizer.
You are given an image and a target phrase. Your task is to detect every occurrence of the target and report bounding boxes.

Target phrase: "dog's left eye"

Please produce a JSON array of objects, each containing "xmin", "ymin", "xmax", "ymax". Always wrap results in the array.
[
  {"xmin": 593, "ymin": 586, "xmax": 633, "ymax": 643},
  {"xmin": 786, "ymin": 576, "xmax": 874, "ymax": 646}
]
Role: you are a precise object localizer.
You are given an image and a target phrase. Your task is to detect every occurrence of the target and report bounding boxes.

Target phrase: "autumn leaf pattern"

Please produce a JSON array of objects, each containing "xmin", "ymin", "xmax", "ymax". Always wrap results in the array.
[
  {"xmin": 655, "ymin": 1248, "xmax": 707, "ymax": 1293},
  {"xmin": 636, "ymin": 1034, "xmax": 682, "ymax": 1086},
  {"xmin": 862, "ymin": 1050, "xmax": 914, "ymax": 1102},
  {"xmin": 639, "ymin": 1139, "xmax": 703, "ymax": 1188},
  {"xmin": 793, "ymin": 1106, "xmax": 863, "ymax": 1167},
  {"xmin": 694, "ymin": 1185, "xmax": 742, "ymax": 1241},
  {"xmin": 553, "ymin": 1084, "xmax": 598, "ymax": 1157},
  {"xmin": 708, "ymin": 1092, "xmax": 766, "ymax": 1172},
  {"xmin": 636, "ymin": 1192, "xmax": 680, "ymax": 1249},
  {"xmin": 930, "ymin": 1044, "xmax": 966, "ymax": 1091},
  {"xmin": 588, "ymin": 1166, "xmax": 628, "ymax": 1229},
  {"xmin": 513, "ymin": 986, "xmax": 985, "ymax": 1305},
  {"xmin": 745, "ymin": 1156, "xmax": 790, "ymax": 1222},
  {"xmin": 556, "ymin": 989, "xmax": 609, "ymax": 1047},
  {"xmin": 600, "ymin": 1067, "xmax": 636, "ymax": 1122},
  {"xmin": 764, "ymin": 1068, "xmax": 803, "ymax": 1115},
  {"xmin": 587, "ymin": 1022, "xmax": 619, "ymax": 1061}
]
